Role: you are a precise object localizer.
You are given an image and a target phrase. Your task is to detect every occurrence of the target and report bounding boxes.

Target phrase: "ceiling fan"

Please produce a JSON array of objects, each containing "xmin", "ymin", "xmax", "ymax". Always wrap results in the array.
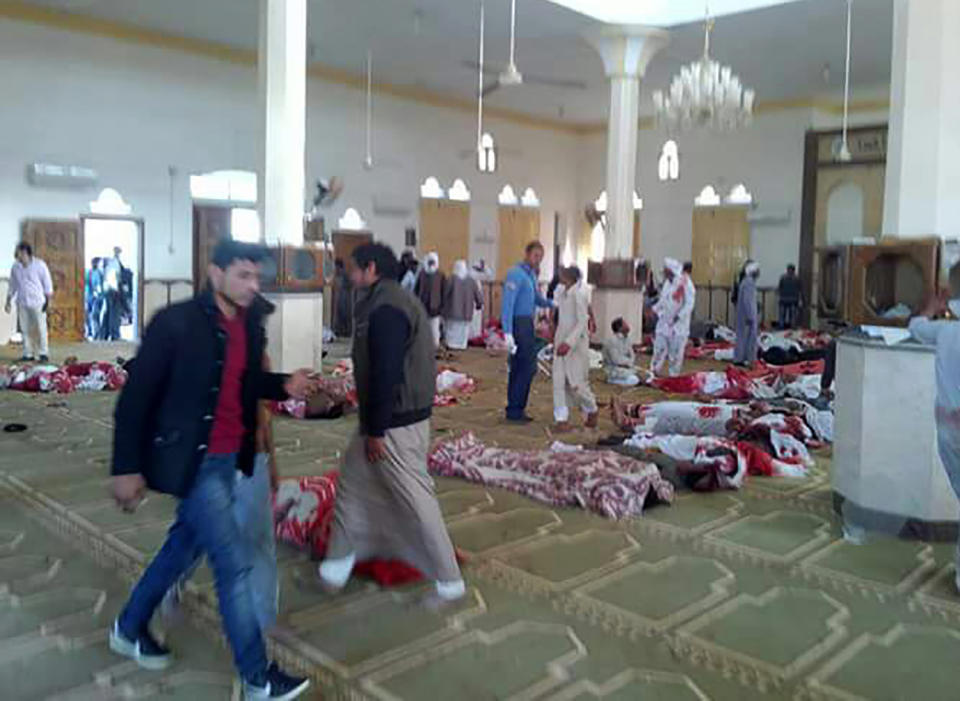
[{"xmin": 463, "ymin": 0, "xmax": 588, "ymax": 97}]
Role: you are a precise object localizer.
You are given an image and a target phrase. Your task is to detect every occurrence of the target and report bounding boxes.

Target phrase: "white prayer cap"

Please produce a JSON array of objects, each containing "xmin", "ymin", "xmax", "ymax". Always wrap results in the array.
[
  {"xmin": 453, "ymin": 260, "xmax": 468, "ymax": 279},
  {"xmin": 663, "ymin": 257, "xmax": 682, "ymax": 275},
  {"xmin": 745, "ymin": 260, "xmax": 760, "ymax": 275},
  {"xmin": 425, "ymin": 252, "xmax": 440, "ymax": 272}
]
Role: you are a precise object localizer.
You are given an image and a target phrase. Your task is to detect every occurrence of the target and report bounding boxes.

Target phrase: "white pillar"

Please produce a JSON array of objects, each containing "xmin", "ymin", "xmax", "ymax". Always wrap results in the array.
[
  {"xmin": 585, "ymin": 26, "xmax": 668, "ymax": 260},
  {"xmin": 882, "ymin": 0, "xmax": 960, "ymax": 238},
  {"xmin": 584, "ymin": 27, "xmax": 667, "ymax": 344},
  {"xmin": 259, "ymin": 0, "xmax": 307, "ymax": 246},
  {"xmin": 258, "ymin": 0, "xmax": 323, "ymax": 371}
]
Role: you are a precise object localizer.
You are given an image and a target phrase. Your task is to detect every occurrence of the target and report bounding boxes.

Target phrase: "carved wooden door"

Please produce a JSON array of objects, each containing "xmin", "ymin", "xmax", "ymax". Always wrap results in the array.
[
  {"xmin": 193, "ymin": 205, "xmax": 232, "ymax": 289},
  {"xmin": 497, "ymin": 206, "xmax": 540, "ymax": 281},
  {"xmin": 21, "ymin": 219, "xmax": 84, "ymax": 341}
]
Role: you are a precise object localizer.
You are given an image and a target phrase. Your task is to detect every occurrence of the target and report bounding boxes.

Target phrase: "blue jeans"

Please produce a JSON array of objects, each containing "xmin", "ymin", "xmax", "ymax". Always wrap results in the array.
[
  {"xmin": 506, "ymin": 316, "xmax": 537, "ymax": 420},
  {"xmin": 170, "ymin": 454, "xmax": 278, "ymax": 631},
  {"xmin": 118, "ymin": 454, "xmax": 268, "ymax": 683}
]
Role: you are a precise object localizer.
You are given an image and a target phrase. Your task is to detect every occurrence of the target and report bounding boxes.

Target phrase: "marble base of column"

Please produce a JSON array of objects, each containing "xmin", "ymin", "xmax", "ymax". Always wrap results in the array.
[
  {"xmin": 588, "ymin": 259, "xmax": 644, "ymax": 344},
  {"xmin": 263, "ymin": 291, "xmax": 324, "ymax": 372}
]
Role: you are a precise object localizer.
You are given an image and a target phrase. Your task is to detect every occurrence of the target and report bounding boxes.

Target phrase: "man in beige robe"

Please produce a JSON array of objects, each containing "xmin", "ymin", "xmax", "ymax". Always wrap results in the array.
[
  {"xmin": 552, "ymin": 266, "xmax": 598, "ymax": 431},
  {"xmin": 318, "ymin": 243, "xmax": 464, "ymax": 609}
]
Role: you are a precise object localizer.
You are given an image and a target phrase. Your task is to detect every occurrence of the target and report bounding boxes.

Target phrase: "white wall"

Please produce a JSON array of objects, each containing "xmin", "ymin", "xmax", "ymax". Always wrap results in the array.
[
  {"xmin": 0, "ymin": 18, "xmax": 890, "ymax": 294},
  {"xmin": 577, "ymin": 102, "xmax": 889, "ymax": 288},
  {"xmin": 578, "ymin": 109, "xmax": 812, "ymax": 287},
  {"xmin": 0, "ymin": 19, "xmax": 579, "ymax": 282}
]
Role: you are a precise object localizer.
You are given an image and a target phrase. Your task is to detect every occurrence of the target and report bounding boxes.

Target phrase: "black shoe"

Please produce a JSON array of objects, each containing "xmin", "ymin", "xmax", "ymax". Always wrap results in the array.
[
  {"xmin": 243, "ymin": 663, "xmax": 311, "ymax": 700},
  {"xmin": 19, "ymin": 356, "xmax": 34, "ymax": 363},
  {"xmin": 109, "ymin": 621, "xmax": 172, "ymax": 670},
  {"xmin": 506, "ymin": 414, "xmax": 534, "ymax": 424},
  {"xmin": 38, "ymin": 355, "xmax": 49, "ymax": 363}
]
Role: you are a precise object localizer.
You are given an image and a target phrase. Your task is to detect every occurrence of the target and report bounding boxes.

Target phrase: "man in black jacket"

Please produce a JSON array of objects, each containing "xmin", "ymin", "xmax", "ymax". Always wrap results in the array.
[
  {"xmin": 317, "ymin": 243, "xmax": 463, "ymax": 610},
  {"xmin": 109, "ymin": 239, "xmax": 315, "ymax": 700}
]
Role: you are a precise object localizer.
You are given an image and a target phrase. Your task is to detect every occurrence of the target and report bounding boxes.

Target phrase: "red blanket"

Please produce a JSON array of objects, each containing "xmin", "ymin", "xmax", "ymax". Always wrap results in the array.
[{"xmin": 273, "ymin": 473, "xmax": 465, "ymax": 586}]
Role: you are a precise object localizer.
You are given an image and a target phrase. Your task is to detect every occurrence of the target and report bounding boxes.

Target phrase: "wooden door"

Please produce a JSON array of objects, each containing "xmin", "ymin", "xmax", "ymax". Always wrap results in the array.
[
  {"xmin": 633, "ymin": 212, "xmax": 642, "ymax": 258},
  {"xmin": 497, "ymin": 206, "xmax": 540, "ymax": 280},
  {"xmin": 21, "ymin": 219, "xmax": 84, "ymax": 341},
  {"xmin": 419, "ymin": 199, "xmax": 470, "ymax": 275},
  {"xmin": 193, "ymin": 205, "xmax": 231, "ymax": 289},
  {"xmin": 691, "ymin": 206, "xmax": 750, "ymax": 287},
  {"xmin": 332, "ymin": 231, "xmax": 373, "ymax": 268}
]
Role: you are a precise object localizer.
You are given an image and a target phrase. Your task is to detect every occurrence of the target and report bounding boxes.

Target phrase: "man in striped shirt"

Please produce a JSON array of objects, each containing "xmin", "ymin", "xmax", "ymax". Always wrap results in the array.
[{"xmin": 5, "ymin": 242, "xmax": 53, "ymax": 362}]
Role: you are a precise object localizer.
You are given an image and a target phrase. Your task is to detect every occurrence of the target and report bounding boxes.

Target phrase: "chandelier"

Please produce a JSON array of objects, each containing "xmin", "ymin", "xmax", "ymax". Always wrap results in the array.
[{"xmin": 652, "ymin": 13, "xmax": 755, "ymax": 131}]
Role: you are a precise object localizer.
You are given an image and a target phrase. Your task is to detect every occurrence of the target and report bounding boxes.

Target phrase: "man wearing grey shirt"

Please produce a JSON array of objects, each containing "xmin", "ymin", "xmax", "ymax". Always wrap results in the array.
[{"xmin": 5, "ymin": 242, "xmax": 53, "ymax": 362}]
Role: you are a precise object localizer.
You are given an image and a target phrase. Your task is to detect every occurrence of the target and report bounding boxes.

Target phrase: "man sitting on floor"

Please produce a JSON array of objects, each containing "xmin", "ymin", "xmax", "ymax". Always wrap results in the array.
[{"xmin": 603, "ymin": 317, "xmax": 640, "ymax": 386}]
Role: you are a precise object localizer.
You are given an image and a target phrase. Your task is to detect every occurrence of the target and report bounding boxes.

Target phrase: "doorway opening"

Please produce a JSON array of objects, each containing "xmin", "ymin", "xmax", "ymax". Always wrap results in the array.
[{"xmin": 82, "ymin": 217, "xmax": 142, "ymax": 342}]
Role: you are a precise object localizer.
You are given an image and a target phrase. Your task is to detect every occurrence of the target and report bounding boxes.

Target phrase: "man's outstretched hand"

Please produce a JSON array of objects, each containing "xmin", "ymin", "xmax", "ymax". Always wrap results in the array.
[{"xmin": 284, "ymin": 369, "xmax": 318, "ymax": 400}]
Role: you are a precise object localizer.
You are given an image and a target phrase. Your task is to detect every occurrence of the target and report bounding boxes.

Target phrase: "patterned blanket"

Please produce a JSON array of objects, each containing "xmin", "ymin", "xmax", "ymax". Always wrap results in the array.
[
  {"xmin": 0, "ymin": 361, "xmax": 126, "ymax": 393},
  {"xmin": 274, "ymin": 473, "xmax": 464, "ymax": 586},
  {"xmin": 428, "ymin": 433, "xmax": 675, "ymax": 520}
]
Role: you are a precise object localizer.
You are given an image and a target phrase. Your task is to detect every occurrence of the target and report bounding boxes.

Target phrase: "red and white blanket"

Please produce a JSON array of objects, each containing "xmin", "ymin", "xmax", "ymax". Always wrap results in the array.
[
  {"xmin": 650, "ymin": 365, "xmax": 823, "ymax": 401},
  {"xmin": 0, "ymin": 361, "xmax": 126, "ymax": 394},
  {"xmin": 428, "ymin": 433, "xmax": 675, "ymax": 520},
  {"xmin": 273, "ymin": 473, "xmax": 465, "ymax": 586},
  {"xmin": 623, "ymin": 433, "xmax": 806, "ymax": 491}
]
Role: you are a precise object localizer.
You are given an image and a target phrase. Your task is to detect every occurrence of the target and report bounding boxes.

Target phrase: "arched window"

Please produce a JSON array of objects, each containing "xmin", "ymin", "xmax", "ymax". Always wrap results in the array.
[
  {"xmin": 658, "ymin": 140, "xmax": 680, "ymax": 181},
  {"xmin": 694, "ymin": 185, "xmax": 721, "ymax": 207},
  {"xmin": 89, "ymin": 187, "xmax": 132, "ymax": 215},
  {"xmin": 826, "ymin": 181, "xmax": 865, "ymax": 245},
  {"xmin": 448, "ymin": 178, "xmax": 471, "ymax": 202},
  {"xmin": 420, "ymin": 176, "xmax": 444, "ymax": 199},
  {"xmin": 521, "ymin": 187, "xmax": 540, "ymax": 207},
  {"xmin": 338, "ymin": 207, "xmax": 367, "ymax": 231},
  {"xmin": 725, "ymin": 183, "xmax": 753, "ymax": 205},
  {"xmin": 498, "ymin": 184, "xmax": 518, "ymax": 206},
  {"xmin": 478, "ymin": 132, "xmax": 497, "ymax": 173}
]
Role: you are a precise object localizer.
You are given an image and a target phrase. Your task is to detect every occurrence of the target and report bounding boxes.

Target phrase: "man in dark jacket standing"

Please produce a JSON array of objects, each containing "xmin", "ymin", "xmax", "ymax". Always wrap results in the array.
[
  {"xmin": 317, "ymin": 243, "xmax": 464, "ymax": 610},
  {"xmin": 109, "ymin": 239, "xmax": 315, "ymax": 700}
]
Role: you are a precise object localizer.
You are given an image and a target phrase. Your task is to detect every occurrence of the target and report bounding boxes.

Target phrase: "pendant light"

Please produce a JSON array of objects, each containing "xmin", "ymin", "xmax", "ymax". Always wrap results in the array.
[
  {"xmin": 363, "ymin": 49, "xmax": 374, "ymax": 170},
  {"xmin": 837, "ymin": 0, "xmax": 853, "ymax": 162}
]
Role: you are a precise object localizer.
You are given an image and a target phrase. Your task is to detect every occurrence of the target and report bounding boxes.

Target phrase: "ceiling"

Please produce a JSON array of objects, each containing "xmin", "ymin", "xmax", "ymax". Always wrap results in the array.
[{"xmin": 18, "ymin": 0, "xmax": 894, "ymax": 125}]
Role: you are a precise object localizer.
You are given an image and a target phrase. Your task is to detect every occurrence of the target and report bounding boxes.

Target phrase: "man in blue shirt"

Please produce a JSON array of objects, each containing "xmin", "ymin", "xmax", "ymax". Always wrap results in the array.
[{"xmin": 501, "ymin": 241, "xmax": 553, "ymax": 422}]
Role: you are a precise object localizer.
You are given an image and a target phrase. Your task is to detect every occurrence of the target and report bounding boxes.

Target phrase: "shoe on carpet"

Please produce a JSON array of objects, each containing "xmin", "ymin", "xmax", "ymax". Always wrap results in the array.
[
  {"xmin": 584, "ymin": 411, "xmax": 599, "ymax": 429},
  {"xmin": 243, "ymin": 662, "xmax": 310, "ymax": 700},
  {"xmin": 19, "ymin": 356, "xmax": 34, "ymax": 363},
  {"xmin": 505, "ymin": 414, "xmax": 534, "ymax": 424},
  {"xmin": 109, "ymin": 621, "xmax": 172, "ymax": 670},
  {"xmin": 38, "ymin": 354, "xmax": 49, "ymax": 363}
]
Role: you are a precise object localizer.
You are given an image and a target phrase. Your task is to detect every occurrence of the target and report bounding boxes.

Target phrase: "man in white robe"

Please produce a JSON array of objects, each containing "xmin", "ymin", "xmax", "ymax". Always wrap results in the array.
[
  {"xmin": 909, "ymin": 291, "xmax": 960, "ymax": 592},
  {"xmin": 552, "ymin": 266, "xmax": 598, "ymax": 431},
  {"xmin": 603, "ymin": 317, "xmax": 640, "ymax": 386},
  {"xmin": 652, "ymin": 258, "xmax": 695, "ymax": 377}
]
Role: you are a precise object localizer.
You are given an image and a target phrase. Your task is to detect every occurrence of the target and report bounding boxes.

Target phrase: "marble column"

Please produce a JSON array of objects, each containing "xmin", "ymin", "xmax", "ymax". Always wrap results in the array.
[
  {"xmin": 882, "ymin": 0, "xmax": 960, "ymax": 238},
  {"xmin": 258, "ymin": 0, "xmax": 323, "ymax": 371},
  {"xmin": 585, "ymin": 26, "xmax": 668, "ymax": 342},
  {"xmin": 834, "ymin": 0, "xmax": 960, "ymax": 536}
]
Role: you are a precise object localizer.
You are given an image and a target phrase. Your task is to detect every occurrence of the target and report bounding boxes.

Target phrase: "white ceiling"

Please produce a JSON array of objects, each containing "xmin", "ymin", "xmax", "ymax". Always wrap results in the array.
[{"xmin": 22, "ymin": 0, "xmax": 894, "ymax": 124}]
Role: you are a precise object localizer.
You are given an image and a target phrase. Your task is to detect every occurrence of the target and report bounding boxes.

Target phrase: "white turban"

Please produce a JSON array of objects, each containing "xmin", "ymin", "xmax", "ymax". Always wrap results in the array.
[
  {"xmin": 745, "ymin": 261, "xmax": 760, "ymax": 276},
  {"xmin": 425, "ymin": 252, "xmax": 439, "ymax": 273},
  {"xmin": 453, "ymin": 260, "xmax": 468, "ymax": 280},
  {"xmin": 664, "ymin": 258, "xmax": 682, "ymax": 276}
]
